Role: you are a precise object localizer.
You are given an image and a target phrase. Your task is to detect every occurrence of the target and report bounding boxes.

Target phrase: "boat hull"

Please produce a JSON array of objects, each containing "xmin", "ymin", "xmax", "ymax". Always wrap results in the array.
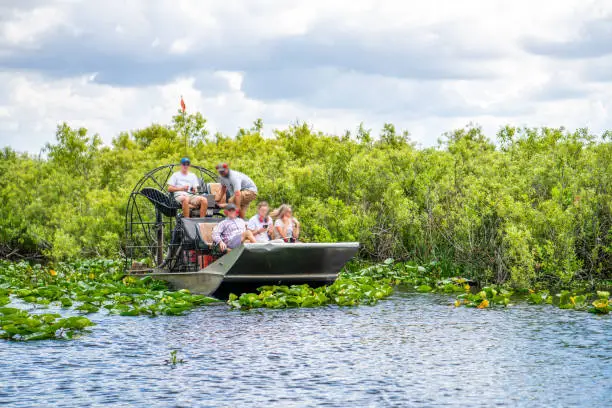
[{"xmin": 135, "ymin": 242, "xmax": 359, "ymax": 298}]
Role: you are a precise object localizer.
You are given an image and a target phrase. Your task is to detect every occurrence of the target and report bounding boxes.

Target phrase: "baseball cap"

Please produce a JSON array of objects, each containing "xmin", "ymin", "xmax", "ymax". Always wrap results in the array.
[
  {"xmin": 180, "ymin": 157, "xmax": 191, "ymax": 165},
  {"xmin": 216, "ymin": 162, "xmax": 229, "ymax": 171},
  {"xmin": 225, "ymin": 203, "xmax": 237, "ymax": 211}
]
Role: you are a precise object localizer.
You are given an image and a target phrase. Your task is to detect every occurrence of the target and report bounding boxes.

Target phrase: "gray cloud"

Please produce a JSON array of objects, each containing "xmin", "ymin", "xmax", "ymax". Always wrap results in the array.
[
  {"xmin": 522, "ymin": 17, "xmax": 612, "ymax": 59},
  {"xmin": 0, "ymin": 14, "xmax": 499, "ymax": 91},
  {"xmin": 582, "ymin": 57, "xmax": 612, "ymax": 82}
]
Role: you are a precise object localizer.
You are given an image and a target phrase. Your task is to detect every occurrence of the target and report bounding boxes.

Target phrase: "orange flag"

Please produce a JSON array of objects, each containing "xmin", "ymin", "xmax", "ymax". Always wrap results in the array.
[{"xmin": 180, "ymin": 96, "xmax": 186, "ymax": 113}]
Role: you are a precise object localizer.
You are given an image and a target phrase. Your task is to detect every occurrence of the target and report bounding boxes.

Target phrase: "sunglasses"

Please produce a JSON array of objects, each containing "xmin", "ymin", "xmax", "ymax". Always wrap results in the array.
[{"xmin": 182, "ymin": 163, "xmax": 190, "ymax": 166}]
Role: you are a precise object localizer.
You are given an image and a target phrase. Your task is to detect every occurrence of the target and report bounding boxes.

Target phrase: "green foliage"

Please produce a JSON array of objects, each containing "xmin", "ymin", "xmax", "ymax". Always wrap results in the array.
[
  {"xmin": 166, "ymin": 350, "xmax": 186, "ymax": 366},
  {"xmin": 227, "ymin": 276, "xmax": 395, "ymax": 310},
  {"xmin": 0, "ymin": 308, "xmax": 95, "ymax": 341},
  {"xmin": 0, "ymin": 117, "xmax": 610, "ymax": 289},
  {"xmin": 0, "ymin": 259, "xmax": 220, "ymax": 341},
  {"xmin": 453, "ymin": 286, "xmax": 513, "ymax": 308}
]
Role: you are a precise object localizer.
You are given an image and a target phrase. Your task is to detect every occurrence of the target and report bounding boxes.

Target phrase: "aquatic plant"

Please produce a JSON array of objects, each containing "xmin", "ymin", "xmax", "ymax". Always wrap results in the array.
[
  {"xmin": 165, "ymin": 350, "xmax": 186, "ymax": 366},
  {"xmin": 588, "ymin": 291, "xmax": 610, "ymax": 314},
  {"xmin": 228, "ymin": 276, "xmax": 394, "ymax": 310},
  {"xmin": 454, "ymin": 286, "xmax": 513, "ymax": 309},
  {"xmin": 527, "ymin": 289, "xmax": 553, "ymax": 305},
  {"xmin": 0, "ymin": 307, "xmax": 95, "ymax": 341},
  {"xmin": 0, "ymin": 260, "xmax": 219, "ymax": 341}
]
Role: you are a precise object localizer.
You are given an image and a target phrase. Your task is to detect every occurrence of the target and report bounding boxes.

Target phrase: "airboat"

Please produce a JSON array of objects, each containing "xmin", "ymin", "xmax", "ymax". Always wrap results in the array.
[{"xmin": 124, "ymin": 164, "xmax": 359, "ymax": 298}]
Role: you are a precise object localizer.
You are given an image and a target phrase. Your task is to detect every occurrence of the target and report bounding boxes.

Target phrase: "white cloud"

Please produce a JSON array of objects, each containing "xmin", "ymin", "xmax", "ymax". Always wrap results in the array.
[
  {"xmin": 1, "ymin": 6, "xmax": 67, "ymax": 46},
  {"xmin": 169, "ymin": 38, "xmax": 192, "ymax": 54},
  {"xmin": 0, "ymin": 0, "xmax": 611, "ymax": 153}
]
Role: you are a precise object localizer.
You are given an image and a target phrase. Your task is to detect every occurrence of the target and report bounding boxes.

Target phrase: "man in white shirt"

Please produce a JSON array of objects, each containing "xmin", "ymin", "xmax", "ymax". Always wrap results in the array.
[
  {"xmin": 167, "ymin": 157, "xmax": 208, "ymax": 218},
  {"xmin": 247, "ymin": 201, "xmax": 273, "ymax": 243}
]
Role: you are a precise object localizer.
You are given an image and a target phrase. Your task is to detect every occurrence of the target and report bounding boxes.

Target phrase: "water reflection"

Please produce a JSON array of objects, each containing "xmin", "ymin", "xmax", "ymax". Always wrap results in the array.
[{"xmin": 1, "ymin": 292, "xmax": 611, "ymax": 407}]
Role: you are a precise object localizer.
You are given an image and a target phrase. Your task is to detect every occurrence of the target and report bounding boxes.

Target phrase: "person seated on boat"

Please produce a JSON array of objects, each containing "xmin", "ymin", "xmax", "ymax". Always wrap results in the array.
[
  {"xmin": 271, "ymin": 204, "xmax": 300, "ymax": 243},
  {"xmin": 167, "ymin": 157, "xmax": 208, "ymax": 218},
  {"xmin": 212, "ymin": 204, "xmax": 257, "ymax": 252},
  {"xmin": 247, "ymin": 201, "xmax": 273, "ymax": 243},
  {"xmin": 214, "ymin": 162, "xmax": 258, "ymax": 219}
]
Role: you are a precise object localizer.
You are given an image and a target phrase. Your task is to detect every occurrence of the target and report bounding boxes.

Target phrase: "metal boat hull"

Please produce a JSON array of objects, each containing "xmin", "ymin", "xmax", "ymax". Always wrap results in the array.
[{"xmin": 139, "ymin": 242, "xmax": 359, "ymax": 298}]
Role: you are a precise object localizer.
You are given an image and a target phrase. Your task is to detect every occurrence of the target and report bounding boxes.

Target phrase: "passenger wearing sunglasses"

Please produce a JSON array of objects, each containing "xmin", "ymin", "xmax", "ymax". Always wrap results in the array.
[
  {"xmin": 167, "ymin": 157, "xmax": 208, "ymax": 218},
  {"xmin": 214, "ymin": 162, "xmax": 258, "ymax": 219}
]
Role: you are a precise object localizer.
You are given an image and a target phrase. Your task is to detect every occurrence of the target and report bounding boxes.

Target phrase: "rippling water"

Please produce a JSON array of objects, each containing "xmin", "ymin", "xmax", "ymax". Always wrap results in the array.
[{"xmin": 1, "ymin": 290, "xmax": 611, "ymax": 407}]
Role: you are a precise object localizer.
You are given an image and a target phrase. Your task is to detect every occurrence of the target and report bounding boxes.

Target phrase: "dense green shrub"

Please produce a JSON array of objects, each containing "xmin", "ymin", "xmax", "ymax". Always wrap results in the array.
[{"xmin": 0, "ymin": 115, "xmax": 610, "ymax": 288}]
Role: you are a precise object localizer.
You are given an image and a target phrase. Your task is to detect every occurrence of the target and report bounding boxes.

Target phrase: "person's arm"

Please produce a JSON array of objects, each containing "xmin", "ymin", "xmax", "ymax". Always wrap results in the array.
[
  {"xmin": 212, "ymin": 222, "xmax": 227, "ymax": 251},
  {"xmin": 292, "ymin": 217, "xmax": 300, "ymax": 238},
  {"xmin": 168, "ymin": 184, "xmax": 189, "ymax": 193},
  {"xmin": 247, "ymin": 219, "xmax": 259, "ymax": 234},
  {"xmin": 275, "ymin": 220, "xmax": 288, "ymax": 240},
  {"xmin": 212, "ymin": 222, "xmax": 223, "ymax": 244}
]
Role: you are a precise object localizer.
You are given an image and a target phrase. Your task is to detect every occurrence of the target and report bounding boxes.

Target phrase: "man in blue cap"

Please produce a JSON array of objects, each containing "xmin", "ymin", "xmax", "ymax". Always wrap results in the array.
[{"xmin": 167, "ymin": 157, "xmax": 208, "ymax": 218}]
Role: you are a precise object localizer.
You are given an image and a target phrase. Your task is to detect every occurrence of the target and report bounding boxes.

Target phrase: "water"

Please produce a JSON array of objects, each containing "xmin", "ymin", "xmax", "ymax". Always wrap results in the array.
[{"xmin": 1, "ymin": 290, "xmax": 611, "ymax": 407}]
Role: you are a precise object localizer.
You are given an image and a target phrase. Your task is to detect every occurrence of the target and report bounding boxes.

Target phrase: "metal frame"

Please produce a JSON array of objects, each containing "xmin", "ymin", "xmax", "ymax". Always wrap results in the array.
[{"xmin": 124, "ymin": 164, "xmax": 220, "ymax": 273}]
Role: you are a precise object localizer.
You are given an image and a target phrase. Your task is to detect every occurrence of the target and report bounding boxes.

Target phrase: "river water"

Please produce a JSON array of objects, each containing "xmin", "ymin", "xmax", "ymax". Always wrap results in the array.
[{"xmin": 1, "ymin": 289, "xmax": 610, "ymax": 407}]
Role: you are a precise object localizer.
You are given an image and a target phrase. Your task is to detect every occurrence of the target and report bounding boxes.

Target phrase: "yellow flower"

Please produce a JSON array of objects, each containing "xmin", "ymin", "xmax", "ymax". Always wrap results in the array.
[
  {"xmin": 477, "ymin": 299, "xmax": 489, "ymax": 309},
  {"xmin": 463, "ymin": 284, "xmax": 470, "ymax": 291},
  {"xmin": 570, "ymin": 296, "xmax": 576, "ymax": 305},
  {"xmin": 528, "ymin": 289, "xmax": 535, "ymax": 294},
  {"xmin": 89, "ymin": 273, "xmax": 95, "ymax": 280},
  {"xmin": 49, "ymin": 269, "xmax": 57, "ymax": 277},
  {"xmin": 454, "ymin": 300, "xmax": 461, "ymax": 307}
]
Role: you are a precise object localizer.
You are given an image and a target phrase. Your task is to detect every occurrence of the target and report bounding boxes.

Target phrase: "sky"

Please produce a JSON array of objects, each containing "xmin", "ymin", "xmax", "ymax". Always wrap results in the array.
[{"xmin": 1, "ymin": 0, "xmax": 611, "ymax": 153}]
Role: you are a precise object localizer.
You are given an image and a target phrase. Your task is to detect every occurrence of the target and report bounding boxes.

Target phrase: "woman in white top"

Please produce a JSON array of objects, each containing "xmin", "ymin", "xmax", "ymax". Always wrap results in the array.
[
  {"xmin": 247, "ymin": 201, "xmax": 273, "ymax": 243},
  {"xmin": 271, "ymin": 204, "xmax": 300, "ymax": 242}
]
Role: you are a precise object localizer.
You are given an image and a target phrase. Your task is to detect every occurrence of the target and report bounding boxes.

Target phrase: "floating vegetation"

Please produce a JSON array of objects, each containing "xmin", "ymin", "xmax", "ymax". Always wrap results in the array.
[
  {"xmin": 453, "ymin": 287, "xmax": 610, "ymax": 313},
  {"xmin": 228, "ymin": 276, "xmax": 394, "ymax": 310},
  {"xmin": 0, "ymin": 260, "xmax": 219, "ymax": 341},
  {"xmin": 0, "ymin": 308, "xmax": 95, "ymax": 341},
  {"xmin": 454, "ymin": 287, "xmax": 513, "ymax": 308},
  {"xmin": 590, "ymin": 292, "xmax": 610, "ymax": 314},
  {"xmin": 1, "ymin": 259, "xmax": 609, "ymax": 341}
]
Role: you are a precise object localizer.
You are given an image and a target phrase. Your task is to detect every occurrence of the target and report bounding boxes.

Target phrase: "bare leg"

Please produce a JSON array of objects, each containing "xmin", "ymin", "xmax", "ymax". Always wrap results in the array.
[
  {"xmin": 242, "ymin": 230, "xmax": 257, "ymax": 243},
  {"xmin": 198, "ymin": 197, "xmax": 208, "ymax": 215},
  {"xmin": 181, "ymin": 198, "xmax": 190, "ymax": 218},
  {"xmin": 235, "ymin": 194, "xmax": 244, "ymax": 218}
]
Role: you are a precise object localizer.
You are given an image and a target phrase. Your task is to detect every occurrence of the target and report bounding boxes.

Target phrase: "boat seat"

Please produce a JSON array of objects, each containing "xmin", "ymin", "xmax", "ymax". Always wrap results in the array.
[
  {"xmin": 139, "ymin": 187, "xmax": 179, "ymax": 217},
  {"xmin": 208, "ymin": 183, "xmax": 229, "ymax": 203},
  {"xmin": 198, "ymin": 222, "xmax": 216, "ymax": 247}
]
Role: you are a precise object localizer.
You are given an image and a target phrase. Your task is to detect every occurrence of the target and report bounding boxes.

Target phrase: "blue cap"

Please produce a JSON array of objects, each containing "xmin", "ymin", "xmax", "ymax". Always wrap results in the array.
[{"xmin": 180, "ymin": 157, "xmax": 190, "ymax": 165}]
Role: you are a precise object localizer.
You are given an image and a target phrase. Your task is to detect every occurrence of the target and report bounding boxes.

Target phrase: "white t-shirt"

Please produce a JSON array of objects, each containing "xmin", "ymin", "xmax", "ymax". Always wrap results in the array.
[
  {"xmin": 168, "ymin": 171, "xmax": 200, "ymax": 194},
  {"xmin": 274, "ymin": 218, "xmax": 295, "ymax": 239},
  {"xmin": 247, "ymin": 215, "xmax": 272, "ymax": 243}
]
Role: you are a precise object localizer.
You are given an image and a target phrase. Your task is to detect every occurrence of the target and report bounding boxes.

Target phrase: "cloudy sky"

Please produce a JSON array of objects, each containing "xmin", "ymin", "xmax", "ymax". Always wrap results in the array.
[{"xmin": 1, "ymin": 0, "xmax": 611, "ymax": 152}]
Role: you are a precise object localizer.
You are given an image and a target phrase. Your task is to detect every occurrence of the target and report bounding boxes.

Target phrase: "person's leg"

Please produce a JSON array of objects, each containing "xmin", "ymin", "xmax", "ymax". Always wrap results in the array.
[
  {"xmin": 193, "ymin": 196, "xmax": 208, "ymax": 216},
  {"xmin": 239, "ymin": 191, "xmax": 257, "ymax": 219},
  {"xmin": 227, "ymin": 234, "xmax": 243, "ymax": 250},
  {"xmin": 200, "ymin": 196, "xmax": 208, "ymax": 215},
  {"xmin": 175, "ymin": 195, "xmax": 190, "ymax": 218},
  {"xmin": 241, "ymin": 229, "xmax": 257, "ymax": 243}
]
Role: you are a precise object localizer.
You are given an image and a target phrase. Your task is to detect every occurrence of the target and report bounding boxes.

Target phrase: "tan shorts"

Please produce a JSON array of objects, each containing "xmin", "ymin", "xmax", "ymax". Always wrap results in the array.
[
  {"xmin": 229, "ymin": 190, "xmax": 257, "ymax": 213},
  {"xmin": 175, "ymin": 193, "xmax": 202, "ymax": 206}
]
